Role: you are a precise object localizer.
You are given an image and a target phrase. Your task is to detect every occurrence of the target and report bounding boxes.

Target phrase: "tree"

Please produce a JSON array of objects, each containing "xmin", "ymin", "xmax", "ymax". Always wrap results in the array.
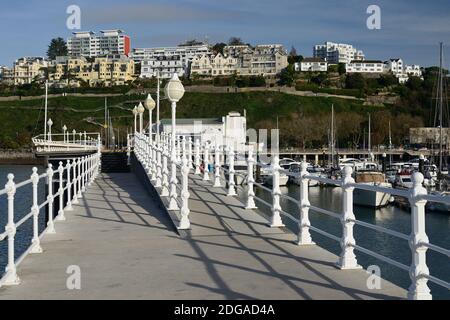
[
  {"xmin": 228, "ymin": 37, "xmax": 244, "ymax": 46},
  {"xmin": 345, "ymin": 73, "xmax": 366, "ymax": 90},
  {"xmin": 289, "ymin": 46, "xmax": 297, "ymax": 57},
  {"xmin": 338, "ymin": 63, "xmax": 346, "ymax": 75},
  {"xmin": 278, "ymin": 65, "xmax": 296, "ymax": 86},
  {"xmin": 47, "ymin": 37, "xmax": 68, "ymax": 60},
  {"xmin": 212, "ymin": 43, "xmax": 227, "ymax": 55},
  {"xmin": 179, "ymin": 39, "xmax": 204, "ymax": 47}
]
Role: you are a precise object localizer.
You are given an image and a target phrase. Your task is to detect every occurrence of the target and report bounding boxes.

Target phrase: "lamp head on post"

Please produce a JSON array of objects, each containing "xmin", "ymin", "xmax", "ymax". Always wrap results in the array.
[
  {"xmin": 132, "ymin": 106, "xmax": 138, "ymax": 116},
  {"xmin": 63, "ymin": 125, "xmax": 67, "ymax": 131},
  {"xmin": 144, "ymin": 94, "xmax": 156, "ymax": 111},
  {"xmin": 47, "ymin": 119, "xmax": 53, "ymax": 127},
  {"xmin": 137, "ymin": 102, "xmax": 145, "ymax": 114},
  {"xmin": 165, "ymin": 73, "xmax": 185, "ymax": 103}
]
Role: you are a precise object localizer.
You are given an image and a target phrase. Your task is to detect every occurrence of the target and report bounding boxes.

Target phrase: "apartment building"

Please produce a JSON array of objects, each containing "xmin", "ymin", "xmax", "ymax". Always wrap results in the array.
[
  {"xmin": 12, "ymin": 57, "xmax": 48, "ymax": 85},
  {"xmin": 67, "ymin": 30, "xmax": 131, "ymax": 58},
  {"xmin": 223, "ymin": 44, "xmax": 288, "ymax": 76},
  {"xmin": 314, "ymin": 42, "xmax": 365, "ymax": 64},
  {"xmin": 132, "ymin": 44, "xmax": 211, "ymax": 78},
  {"xmin": 346, "ymin": 60, "xmax": 385, "ymax": 74},
  {"xmin": 49, "ymin": 55, "xmax": 136, "ymax": 87},
  {"xmin": 296, "ymin": 57, "xmax": 328, "ymax": 72},
  {"xmin": 140, "ymin": 55, "xmax": 185, "ymax": 79},
  {"xmin": 384, "ymin": 59, "xmax": 422, "ymax": 83},
  {"xmin": 190, "ymin": 53, "xmax": 238, "ymax": 76}
]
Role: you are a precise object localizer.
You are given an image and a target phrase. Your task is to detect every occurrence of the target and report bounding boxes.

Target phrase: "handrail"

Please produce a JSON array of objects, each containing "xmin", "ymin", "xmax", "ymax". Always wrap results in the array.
[
  {"xmin": 129, "ymin": 130, "xmax": 450, "ymax": 300},
  {"xmin": 0, "ymin": 151, "xmax": 101, "ymax": 287}
]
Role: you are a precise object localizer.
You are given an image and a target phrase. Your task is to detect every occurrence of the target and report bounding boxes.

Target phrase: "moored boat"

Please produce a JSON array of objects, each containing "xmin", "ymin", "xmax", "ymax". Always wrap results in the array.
[{"xmin": 353, "ymin": 172, "xmax": 393, "ymax": 208}]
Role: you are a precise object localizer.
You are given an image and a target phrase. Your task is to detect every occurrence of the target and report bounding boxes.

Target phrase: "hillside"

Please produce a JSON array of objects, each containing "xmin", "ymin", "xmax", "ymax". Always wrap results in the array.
[{"xmin": 0, "ymin": 91, "xmax": 425, "ymax": 149}]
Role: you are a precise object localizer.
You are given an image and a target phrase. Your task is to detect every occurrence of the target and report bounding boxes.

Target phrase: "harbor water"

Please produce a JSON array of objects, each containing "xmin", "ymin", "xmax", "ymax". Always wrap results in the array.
[
  {"xmin": 0, "ymin": 165, "xmax": 46, "ymax": 275},
  {"xmin": 0, "ymin": 165, "xmax": 448, "ymax": 299},
  {"xmin": 237, "ymin": 183, "xmax": 450, "ymax": 300}
]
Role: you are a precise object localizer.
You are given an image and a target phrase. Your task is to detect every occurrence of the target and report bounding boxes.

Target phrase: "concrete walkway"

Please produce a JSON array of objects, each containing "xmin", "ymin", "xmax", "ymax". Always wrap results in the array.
[{"xmin": 0, "ymin": 172, "xmax": 406, "ymax": 299}]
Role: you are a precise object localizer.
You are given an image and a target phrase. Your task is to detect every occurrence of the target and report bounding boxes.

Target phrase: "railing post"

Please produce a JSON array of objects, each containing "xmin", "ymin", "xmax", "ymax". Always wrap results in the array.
[
  {"xmin": 408, "ymin": 172, "xmax": 432, "ymax": 300},
  {"xmin": 2, "ymin": 174, "xmax": 21, "ymax": 285},
  {"xmin": 161, "ymin": 144, "xmax": 170, "ymax": 197},
  {"xmin": 29, "ymin": 168, "xmax": 43, "ymax": 253},
  {"xmin": 213, "ymin": 144, "xmax": 222, "ymax": 187},
  {"xmin": 297, "ymin": 162, "xmax": 314, "ymax": 245},
  {"xmin": 227, "ymin": 146, "xmax": 237, "ymax": 196},
  {"xmin": 56, "ymin": 161, "xmax": 66, "ymax": 221},
  {"xmin": 77, "ymin": 158, "xmax": 82, "ymax": 199},
  {"xmin": 72, "ymin": 158, "xmax": 79, "ymax": 204},
  {"xmin": 269, "ymin": 154, "xmax": 284, "ymax": 228},
  {"xmin": 46, "ymin": 164, "xmax": 56, "ymax": 234},
  {"xmin": 151, "ymin": 138, "xmax": 157, "ymax": 182},
  {"xmin": 194, "ymin": 139, "xmax": 201, "ymax": 175},
  {"xmin": 245, "ymin": 148, "xmax": 257, "ymax": 210},
  {"xmin": 178, "ymin": 155, "xmax": 191, "ymax": 230},
  {"xmin": 65, "ymin": 160, "xmax": 73, "ymax": 211},
  {"xmin": 203, "ymin": 142, "xmax": 210, "ymax": 181},
  {"xmin": 169, "ymin": 140, "xmax": 179, "ymax": 211},
  {"xmin": 188, "ymin": 137, "xmax": 193, "ymax": 169},
  {"xmin": 81, "ymin": 156, "xmax": 86, "ymax": 193},
  {"xmin": 337, "ymin": 166, "xmax": 360, "ymax": 268},
  {"xmin": 155, "ymin": 144, "xmax": 162, "ymax": 188}
]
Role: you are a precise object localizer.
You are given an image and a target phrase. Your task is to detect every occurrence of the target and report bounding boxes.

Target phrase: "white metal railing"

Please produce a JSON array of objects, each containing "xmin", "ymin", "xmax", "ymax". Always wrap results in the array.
[
  {"xmin": 129, "ymin": 133, "xmax": 450, "ymax": 300},
  {"xmin": 32, "ymin": 132, "xmax": 101, "ymax": 153},
  {"xmin": 0, "ymin": 151, "xmax": 101, "ymax": 287}
]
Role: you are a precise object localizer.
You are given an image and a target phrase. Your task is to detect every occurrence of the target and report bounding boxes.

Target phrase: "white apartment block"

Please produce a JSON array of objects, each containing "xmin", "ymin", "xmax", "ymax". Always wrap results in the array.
[
  {"xmin": 67, "ymin": 30, "xmax": 131, "ymax": 58},
  {"xmin": 12, "ymin": 57, "xmax": 48, "ymax": 85},
  {"xmin": 296, "ymin": 58, "xmax": 328, "ymax": 72},
  {"xmin": 384, "ymin": 59, "xmax": 422, "ymax": 83},
  {"xmin": 140, "ymin": 55, "xmax": 185, "ymax": 79},
  {"xmin": 405, "ymin": 65, "xmax": 422, "ymax": 77},
  {"xmin": 314, "ymin": 42, "xmax": 365, "ymax": 64},
  {"xmin": 346, "ymin": 60, "xmax": 384, "ymax": 74},
  {"xmin": 132, "ymin": 44, "xmax": 211, "ymax": 78},
  {"xmin": 190, "ymin": 53, "xmax": 238, "ymax": 76},
  {"xmin": 223, "ymin": 44, "xmax": 288, "ymax": 76}
]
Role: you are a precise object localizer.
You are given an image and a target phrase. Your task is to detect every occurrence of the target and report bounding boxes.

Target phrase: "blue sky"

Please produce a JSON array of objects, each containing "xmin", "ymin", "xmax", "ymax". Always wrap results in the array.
[{"xmin": 1, "ymin": 0, "xmax": 450, "ymax": 67}]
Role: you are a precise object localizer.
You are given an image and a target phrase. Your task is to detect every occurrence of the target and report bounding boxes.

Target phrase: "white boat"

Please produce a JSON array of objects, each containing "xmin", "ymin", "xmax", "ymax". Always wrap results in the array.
[
  {"xmin": 288, "ymin": 163, "xmax": 321, "ymax": 187},
  {"xmin": 353, "ymin": 172, "xmax": 393, "ymax": 208},
  {"xmin": 395, "ymin": 169, "xmax": 414, "ymax": 189},
  {"xmin": 427, "ymin": 191, "xmax": 450, "ymax": 212},
  {"xmin": 263, "ymin": 173, "xmax": 289, "ymax": 186}
]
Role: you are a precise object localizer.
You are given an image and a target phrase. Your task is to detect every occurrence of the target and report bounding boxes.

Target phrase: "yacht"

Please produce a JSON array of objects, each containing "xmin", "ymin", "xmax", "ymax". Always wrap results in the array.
[
  {"xmin": 288, "ymin": 163, "xmax": 321, "ymax": 187},
  {"xmin": 353, "ymin": 172, "xmax": 393, "ymax": 208},
  {"xmin": 395, "ymin": 169, "xmax": 414, "ymax": 189}
]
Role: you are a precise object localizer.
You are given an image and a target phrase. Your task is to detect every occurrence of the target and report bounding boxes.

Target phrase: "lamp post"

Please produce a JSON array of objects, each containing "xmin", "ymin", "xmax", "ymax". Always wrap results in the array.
[
  {"xmin": 72, "ymin": 129, "xmax": 76, "ymax": 144},
  {"xmin": 47, "ymin": 119, "xmax": 53, "ymax": 142},
  {"xmin": 156, "ymin": 70, "xmax": 161, "ymax": 143},
  {"xmin": 62, "ymin": 125, "xmax": 67, "ymax": 143},
  {"xmin": 165, "ymin": 73, "xmax": 185, "ymax": 210},
  {"xmin": 137, "ymin": 102, "xmax": 145, "ymax": 134},
  {"xmin": 144, "ymin": 93, "xmax": 156, "ymax": 140},
  {"xmin": 132, "ymin": 106, "xmax": 138, "ymax": 134}
]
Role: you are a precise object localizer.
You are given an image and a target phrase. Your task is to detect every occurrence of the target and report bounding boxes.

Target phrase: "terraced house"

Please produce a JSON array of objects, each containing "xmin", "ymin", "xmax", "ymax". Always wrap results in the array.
[
  {"xmin": 224, "ymin": 44, "xmax": 288, "ymax": 76},
  {"xmin": 48, "ymin": 54, "xmax": 136, "ymax": 87},
  {"xmin": 12, "ymin": 57, "xmax": 48, "ymax": 85},
  {"xmin": 190, "ymin": 53, "xmax": 238, "ymax": 76}
]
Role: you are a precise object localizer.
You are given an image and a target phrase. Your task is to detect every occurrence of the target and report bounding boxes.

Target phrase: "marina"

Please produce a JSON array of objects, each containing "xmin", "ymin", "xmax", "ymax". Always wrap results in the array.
[{"xmin": 0, "ymin": 73, "xmax": 449, "ymax": 301}]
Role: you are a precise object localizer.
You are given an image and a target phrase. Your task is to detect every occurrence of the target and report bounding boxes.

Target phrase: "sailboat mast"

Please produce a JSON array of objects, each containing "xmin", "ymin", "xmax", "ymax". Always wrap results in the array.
[
  {"xmin": 389, "ymin": 120, "xmax": 393, "ymax": 165},
  {"xmin": 331, "ymin": 104, "xmax": 335, "ymax": 167},
  {"xmin": 439, "ymin": 42, "xmax": 444, "ymax": 172},
  {"xmin": 368, "ymin": 113, "xmax": 372, "ymax": 159}
]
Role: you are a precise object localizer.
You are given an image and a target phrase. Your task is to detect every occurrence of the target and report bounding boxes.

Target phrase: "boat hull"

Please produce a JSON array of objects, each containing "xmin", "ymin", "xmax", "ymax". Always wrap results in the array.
[{"xmin": 354, "ymin": 185, "xmax": 392, "ymax": 208}]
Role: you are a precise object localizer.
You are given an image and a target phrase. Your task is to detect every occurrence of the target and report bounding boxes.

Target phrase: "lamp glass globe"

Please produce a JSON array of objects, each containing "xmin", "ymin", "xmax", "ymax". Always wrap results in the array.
[
  {"xmin": 164, "ymin": 73, "xmax": 185, "ymax": 103},
  {"xmin": 145, "ymin": 94, "xmax": 156, "ymax": 111}
]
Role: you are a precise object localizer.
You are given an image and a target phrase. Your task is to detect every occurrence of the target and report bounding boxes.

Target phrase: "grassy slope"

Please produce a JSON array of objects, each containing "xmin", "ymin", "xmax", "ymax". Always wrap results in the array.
[{"xmin": 0, "ymin": 91, "xmax": 384, "ymax": 147}]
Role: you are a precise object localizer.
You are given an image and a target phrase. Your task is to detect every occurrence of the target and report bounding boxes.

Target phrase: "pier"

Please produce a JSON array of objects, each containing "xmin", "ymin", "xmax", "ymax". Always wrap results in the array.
[{"xmin": 0, "ymin": 163, "xmax": 405, "ymax": 300}]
